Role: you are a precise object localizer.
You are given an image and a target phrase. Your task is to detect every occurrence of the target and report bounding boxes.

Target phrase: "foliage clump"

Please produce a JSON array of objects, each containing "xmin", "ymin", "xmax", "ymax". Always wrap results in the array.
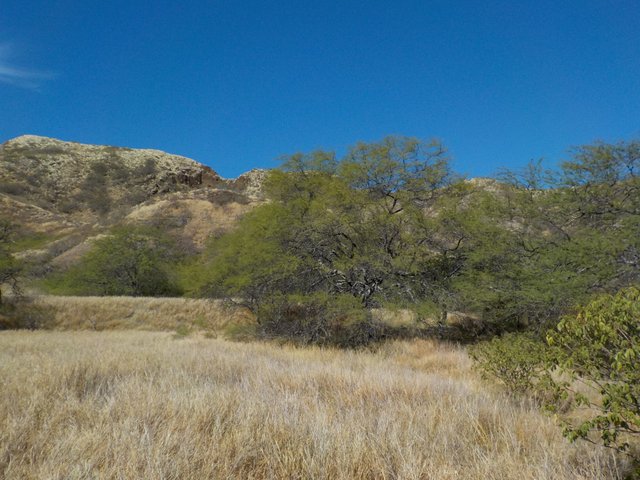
[
  {"xmin": 546, "ymin": 287, "xmax": 640, "ymax": 456},
  {"xmin": 49, "ymin": 226, "xmax": 183, "ymax": 297},
  {"xmin": 470, "ymin": 333, "xmax": 550, "ymax": 396}
]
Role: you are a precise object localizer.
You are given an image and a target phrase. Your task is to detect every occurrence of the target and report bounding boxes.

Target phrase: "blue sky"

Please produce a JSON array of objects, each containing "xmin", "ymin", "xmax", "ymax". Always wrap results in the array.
[{"xmin": 1, "ymin": 0, "xmax": 639, "ymax": 178}]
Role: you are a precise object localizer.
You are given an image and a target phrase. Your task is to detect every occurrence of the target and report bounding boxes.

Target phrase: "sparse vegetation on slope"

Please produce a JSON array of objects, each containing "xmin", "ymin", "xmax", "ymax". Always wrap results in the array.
[
  {"xmin": 0, "ymin": 331, "xmax": 626, "ymax": 479},
  {"xmin": 0, "ymin": 135, "xmax": 266, "ymax": 276},
  {"xmin": 0, "ymin": 135, "xmax": 220, "ymax": 212}
]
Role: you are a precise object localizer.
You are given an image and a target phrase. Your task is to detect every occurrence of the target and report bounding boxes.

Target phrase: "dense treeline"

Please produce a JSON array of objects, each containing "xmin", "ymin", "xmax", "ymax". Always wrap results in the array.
[
  {"xmin": 182, "ymin": 136, "xmax": 639, "ymax": 340},
  {"xmin": 26, "ymin": 135, "xmax": 639, "ymax": 339}
]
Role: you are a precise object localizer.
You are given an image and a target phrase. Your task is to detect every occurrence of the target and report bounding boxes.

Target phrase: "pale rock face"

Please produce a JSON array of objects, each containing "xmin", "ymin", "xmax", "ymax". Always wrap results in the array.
[
  {"xmin": 225, "ymin": 169, "xmax": 269, "ymax": 201},
  {"xmin": 0, "ymin": 134, "xmax": 267, "ymax": 206},
  {"xmin": 0, "ymin": 135, "xmax": 222, "ymax": 201},
  {"xmin": 464, "ymin": 177, "xmax": 503, "ymax": 192}
]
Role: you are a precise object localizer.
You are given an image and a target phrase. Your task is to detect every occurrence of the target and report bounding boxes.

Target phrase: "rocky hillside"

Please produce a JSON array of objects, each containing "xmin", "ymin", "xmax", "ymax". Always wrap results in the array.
[{"xmin": 0, "ymin": 135, "xmax": 266, "ymax": 265}]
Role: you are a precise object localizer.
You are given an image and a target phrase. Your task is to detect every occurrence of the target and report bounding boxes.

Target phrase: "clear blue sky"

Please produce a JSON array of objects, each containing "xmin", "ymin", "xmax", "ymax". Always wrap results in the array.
[{"xmin": 1, "ymin": 0, "xmax": 639, "ymax": 178}]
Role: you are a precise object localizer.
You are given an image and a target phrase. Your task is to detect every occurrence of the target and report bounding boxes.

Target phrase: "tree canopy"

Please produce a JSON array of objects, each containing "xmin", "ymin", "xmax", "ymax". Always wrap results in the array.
[
  {"xmin": 187, "ymin": 136, "xmax": 640, "ymax": 338},
  {"xmin": 52, "ymin": 226, "xmax": 183, "ymax": 297},
  {"xmin": 196, "ymin": 137, "xmax": 468, "ymax": 311}
]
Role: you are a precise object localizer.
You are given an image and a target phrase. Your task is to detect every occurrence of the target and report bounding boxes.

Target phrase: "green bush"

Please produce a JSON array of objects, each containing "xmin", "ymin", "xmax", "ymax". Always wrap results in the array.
[
  {"xmin": 173, "ymin": 324, "xmax": 191, "ymax": 339},
  {"xmin": 470, "ymin": 332, "xmax": 551, "ymax": 396},
  {"xmin": 472, "ymin": 288, "xmax": 640, "ymax": 468}
]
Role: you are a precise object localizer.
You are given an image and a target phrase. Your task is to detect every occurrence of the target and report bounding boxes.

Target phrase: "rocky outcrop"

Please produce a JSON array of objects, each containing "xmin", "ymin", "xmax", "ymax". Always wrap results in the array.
[
  {"xmin": 0, "ymin": 135, "xmax": 227, "ymax": 208},
  {"xmin": 224, "ymin": 169, "xmax": 268, "ymax": 200}
]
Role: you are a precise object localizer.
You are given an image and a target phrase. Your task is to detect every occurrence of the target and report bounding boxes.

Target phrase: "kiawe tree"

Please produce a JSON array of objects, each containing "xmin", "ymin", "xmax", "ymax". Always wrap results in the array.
[
  {"xmin": 56, "ymin": 226, "xmax": 182, "ymax": 296},
  {"xmin": 196, "ymin": 136, "xmax": 480, "ymax": 341},
  {"xmin": 463, "ymin": 139, "xmax": 640, "ymax": 322}
]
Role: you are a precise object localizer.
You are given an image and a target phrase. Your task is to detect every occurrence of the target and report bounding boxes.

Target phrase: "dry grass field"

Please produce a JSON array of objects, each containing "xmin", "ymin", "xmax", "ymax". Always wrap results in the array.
[
  {"xmin": 28, "ymin": 295, "xmax": 252, "ymax": 332},
  {"xmin": 0, "ymin": 330, "xmax": 626, "ymax": 479}
]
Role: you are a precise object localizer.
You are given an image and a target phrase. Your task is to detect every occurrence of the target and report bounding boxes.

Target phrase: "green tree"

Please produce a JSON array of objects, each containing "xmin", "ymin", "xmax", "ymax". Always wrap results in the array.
[
  {"xmin": 200, "ymin": 136, "xmax": 640, "ymax": 339},
  {"xmin": 198, "ymin": 137, "xmax": 468, "ymax": 310},
  {"xmin": 195, "ymin": 202, "xmax": 306, "ymax": 304},
  {"xmin": 562, "ymin": 140, "xmax": 640, "ymax": 224},
  {"xmin": 471, "ymin": 139, "xmax": 640, "ymax": 329},
  {"xmin": 189, "ymin": 136, "xmax": 482, "ymax": 343},
  {"xmin": 561, "ymin": 140, "xmax": 640, "ymax": 292},
  {"xmin": 54, "ymin": 226, "xmax": 182, "ymax": 296}
]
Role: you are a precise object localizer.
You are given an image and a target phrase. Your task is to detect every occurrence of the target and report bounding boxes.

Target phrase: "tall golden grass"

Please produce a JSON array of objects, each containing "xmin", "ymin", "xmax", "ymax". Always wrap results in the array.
[
  {"xmin": 30, "ymin": 295, "xmax": 252, "ymax": 332},
  {"xmin": 0, "ymin": 331, "xmax": 625, "ymax": 479}
]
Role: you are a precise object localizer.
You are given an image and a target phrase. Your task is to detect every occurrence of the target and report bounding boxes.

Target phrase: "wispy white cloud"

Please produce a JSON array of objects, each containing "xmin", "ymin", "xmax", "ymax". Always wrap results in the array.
[{"xmin": 0, "ymin": 43, "xmax": 54, "ymax": 90}]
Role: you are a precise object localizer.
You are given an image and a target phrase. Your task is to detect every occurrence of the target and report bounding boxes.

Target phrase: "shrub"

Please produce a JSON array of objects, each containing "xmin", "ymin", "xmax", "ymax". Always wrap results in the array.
[
  {"xmin": 546, "ymin": 287, "xmax": 640, "ymax": 457},
  {"xmin": 222, "ymin": 322, "xmax": 258, "ymax": 342},
  {"xmin": 256, "ymin": 292, "xmax": 383, "ymax": 347},
  {"xmin": 0, "ymin": 182, "xmax": 29, "ymax": 196},
  {"xmin": 173, "ymin": 324, "xmax": 191, "ymax": 339},
  {"xmin": 135, "ymin": 158, "xmax": 158, "ymax": 177},
  {"xmin": 0, "ymin": 298, "xmax": 50, "ymax": 330},
  {"xmin": 470, "ymin": 332, "xmax": 551, "ymax": 396},
  {"xmin": 57, "ymin": 200, "xmax": 80, "ymax": 213}
]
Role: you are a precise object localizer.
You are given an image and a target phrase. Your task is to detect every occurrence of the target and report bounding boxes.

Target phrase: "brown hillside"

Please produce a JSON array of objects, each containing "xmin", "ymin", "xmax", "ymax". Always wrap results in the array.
[{"xmin": 0, "ymin": 135, "xmax": 265, "ymax": 266}]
